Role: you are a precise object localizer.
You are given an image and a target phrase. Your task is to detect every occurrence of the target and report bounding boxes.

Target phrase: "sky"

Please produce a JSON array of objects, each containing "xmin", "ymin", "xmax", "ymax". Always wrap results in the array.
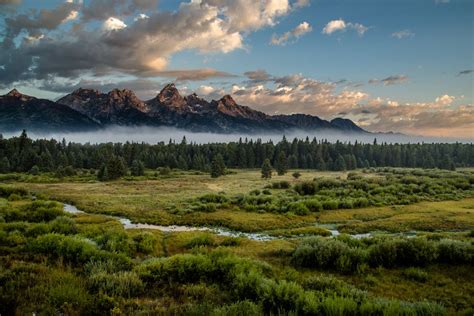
[{"xmin": 0, "ymin": 0, "xmax": 473, "ymax": 138}]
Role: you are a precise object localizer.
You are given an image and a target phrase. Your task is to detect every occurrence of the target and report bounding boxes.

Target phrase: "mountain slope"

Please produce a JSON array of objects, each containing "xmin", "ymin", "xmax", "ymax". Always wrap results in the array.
[
  {"xmin": 1, "ymin": 84, "xmax": 369, "ymax": 134},
  {"xmin": 0, "ymin": 89, "xmax": 100, "ymax": 132},
  {"xmin": 57, "ymin": 88, "xmax": 154, "ymax": 125}
]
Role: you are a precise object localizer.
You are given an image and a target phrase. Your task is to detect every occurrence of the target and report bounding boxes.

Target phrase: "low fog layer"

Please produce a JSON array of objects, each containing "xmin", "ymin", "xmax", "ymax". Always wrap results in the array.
[{"xmin": 1, "ymin": 127, "xmax": 472, "ymax": 144}]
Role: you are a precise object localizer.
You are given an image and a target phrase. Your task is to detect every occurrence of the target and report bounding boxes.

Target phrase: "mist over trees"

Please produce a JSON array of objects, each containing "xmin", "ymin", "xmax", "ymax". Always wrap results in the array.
[{"xmin": 0, "ymin": 131, "xmax": 472, "ymax": 174}]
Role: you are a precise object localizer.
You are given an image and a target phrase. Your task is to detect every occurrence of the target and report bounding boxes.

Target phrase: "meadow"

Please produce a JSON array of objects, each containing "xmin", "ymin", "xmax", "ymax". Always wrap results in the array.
[{"xmin": 0, "ymin": 168, "xmax": 473, "ymax": 315}]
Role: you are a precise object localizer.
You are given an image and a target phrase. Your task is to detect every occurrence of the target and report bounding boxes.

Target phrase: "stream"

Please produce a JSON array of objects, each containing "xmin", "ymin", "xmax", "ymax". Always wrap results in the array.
[{"xmin": 63, "ymin": 203, "xmax": 416, "ymax": 241}]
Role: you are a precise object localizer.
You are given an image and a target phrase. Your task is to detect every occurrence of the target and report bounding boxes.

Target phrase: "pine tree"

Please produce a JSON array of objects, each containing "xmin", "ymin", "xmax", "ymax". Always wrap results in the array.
[
  {"xmin": 334, "ymin": 155, "xmax": 347, "ymax": 171},
  {"xmin": 97, "ymin": 164, "xmax": 109, "ymax": 181},
  {"xmin": 261, "ymin": 159, "xmax": 272, "ymax": 179},
  {"xmin": 107, "ymin": 156, "xmax": 127, "ymax": 180},
  {"xmin": 210, "ymin": 154, "xmax": 226, "ymax": 178},
  {"xmin": 131, "ymin": 159, "xmax": 145, "ymax": 176},
  {"xmin": 275, "ymin": 151, "xmax": 288, "ymax": 175},
  {"xmin": 0, "ymin": 157, "xmax": 10, "ymax": 173}
]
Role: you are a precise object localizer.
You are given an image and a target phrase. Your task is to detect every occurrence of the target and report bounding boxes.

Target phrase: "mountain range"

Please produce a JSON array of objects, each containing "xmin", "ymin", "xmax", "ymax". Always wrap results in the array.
[{"xmin": 0, "ymin": 84, "xmax": 367, "ymax": 134}]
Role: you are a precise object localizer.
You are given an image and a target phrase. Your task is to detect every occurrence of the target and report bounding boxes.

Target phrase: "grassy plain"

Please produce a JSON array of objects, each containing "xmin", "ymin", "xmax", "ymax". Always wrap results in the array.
[{"xmin": 1, "ymin": 168, "xmax": 473, "ymax": 314}]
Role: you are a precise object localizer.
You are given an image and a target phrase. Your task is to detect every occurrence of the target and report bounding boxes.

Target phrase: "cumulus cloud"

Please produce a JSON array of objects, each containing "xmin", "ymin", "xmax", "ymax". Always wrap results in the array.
[
  {"xmin": 322, "ymin": 19, "xmax": 369, "ymax": 36},
  {"xmin": 369, "ymin": 75, "xmax": 408, "ymax": 86},
  {"xmin": 391, "ymin": 29, "xmax": 415, "ymax": 39},
  {"xmin": 435, "ymin": 94, "xmax": 455, "ymax": 105},
  {"xmin": 270, "ymin": 21, "xmax": 312, "ymax": 45},
  {"xmin": 103, "ymin": 17, "xmax": 127, "ymax": 31},
  {"xmin": 0, "ymin": 0, "xmax": 297, "ymax": 86}
]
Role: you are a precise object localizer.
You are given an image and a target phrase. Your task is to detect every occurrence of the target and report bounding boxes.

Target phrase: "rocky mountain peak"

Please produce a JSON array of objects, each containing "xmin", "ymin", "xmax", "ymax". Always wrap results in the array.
[
  {"xmin": 151, "ymin": 82, "xmax": 187, "ymax": 111},
  {"xmin": 4, "ymin": 89, "xmax": 35, "ymax": 101},
  {"xmin": 220, "ymin": 95, "xmax": 237, "ymax": 107}
]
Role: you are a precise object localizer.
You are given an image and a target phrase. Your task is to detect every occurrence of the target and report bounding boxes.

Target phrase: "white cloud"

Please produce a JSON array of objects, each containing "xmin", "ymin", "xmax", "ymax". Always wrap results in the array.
[
  {"xmin": 392, "ymin": 29, "xmax": 415, "ymax": 39},
  {"xmin": 270, "ymin": 21, "xmax": 312, "ymax": 45},
  {"xmin": 134, "ymin": 13, "xmax": 149, "ymax": 21},
  {"xmin": 435, "ymin": 94, "xmax": 455, "ymax": 105},
  {"xmin": 103, "ymin": 17, "xmax": 127, "ymax": 31},
  {"xmin": 322, "ymin": 19, "xmax": 346, "ymax": 34},
  {"xmin": 322, "ymin": 19, "xmax": 368, "ymax": 36}
]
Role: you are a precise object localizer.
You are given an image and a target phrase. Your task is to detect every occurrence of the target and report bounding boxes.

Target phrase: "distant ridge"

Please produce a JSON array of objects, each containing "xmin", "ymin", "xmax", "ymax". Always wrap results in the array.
[{"xmin": 0, "ymin": 84, "xmax": 369, "ymax": 134}]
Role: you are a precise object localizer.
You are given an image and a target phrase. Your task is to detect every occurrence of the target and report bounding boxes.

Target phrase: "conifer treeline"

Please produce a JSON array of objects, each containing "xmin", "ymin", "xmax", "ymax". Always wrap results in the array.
[{"xmin": 0, "ymin": 131, "xmax": 473, "ymax": 173}]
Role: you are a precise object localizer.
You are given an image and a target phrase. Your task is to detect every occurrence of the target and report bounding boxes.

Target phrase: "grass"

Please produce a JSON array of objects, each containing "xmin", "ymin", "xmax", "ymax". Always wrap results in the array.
[{"xmin": 320, "ymin": 199, "xmax": 474, "ymax": 233}]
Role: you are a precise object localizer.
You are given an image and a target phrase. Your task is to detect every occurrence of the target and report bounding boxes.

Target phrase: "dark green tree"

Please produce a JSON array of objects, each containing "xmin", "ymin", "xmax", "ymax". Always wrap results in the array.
[
  {"xmin": 97, "ymin": 164, "xmax": 109, "ymax": 181},
  {"xmin": 210, "ymin": 154, "xmax": 226, "ymax": 178},
  {"xmin": 261, "ymin": 159, "xmax": 272, "ymax": 179},
  {"xmin": 275, "ymin": 151, "xmax": 288, "ymax": 176},
  {"xmin": 334, "ymin": 155, "xmax": 347, "ymax": 171},
  {"xmin": 0, "ymin": 157, "xmax": 10, "ymax": 173},
  {"xmin": 131, "ymin": 159, "xmax": 145, "ymax": 176},
  {"xmin": 106, "ymin": 156, "xmax": 127, "ymax": 180}
]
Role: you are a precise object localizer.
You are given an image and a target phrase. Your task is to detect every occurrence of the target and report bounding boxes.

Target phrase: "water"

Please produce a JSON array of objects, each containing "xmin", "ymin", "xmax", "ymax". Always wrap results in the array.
[
  {"xmin": 63, "ymin": 203, "xmax": 276, "ymax": 241},
  {"xmin": 63, "ymin": 203, "xmax": 414, "ymax": 241}
]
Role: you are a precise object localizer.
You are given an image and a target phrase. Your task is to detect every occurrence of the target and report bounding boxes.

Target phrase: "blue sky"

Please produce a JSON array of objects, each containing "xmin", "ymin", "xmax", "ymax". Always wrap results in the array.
[{"xmin": 0, "ymin": 0, "xmax": 473, "ymax": 137}]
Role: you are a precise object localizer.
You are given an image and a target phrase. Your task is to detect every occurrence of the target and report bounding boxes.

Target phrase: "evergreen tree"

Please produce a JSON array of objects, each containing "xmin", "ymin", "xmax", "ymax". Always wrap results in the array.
[
  {"xmin": 261, "ymin": 159, "xmax": 272, "ymax": 179},
  {"xmin": 0, "ymin": 157, "xmax": 10, "ymax": 173},
  {"xmin": 210, "ymin": 154, "xmax": 226, "ymax": 178},
  {"xmin": 334, "ymin": 155, "xmax": 347, "ymax": 171},
  {"xmin": 131, "ymin": 159, "xmax": 145, "ymax": 176},
  {"xmin": 275, "ymin": 151, "xmax": 288, "ymax": 175},
  {"xmin": 107, "ymin": 156, "xmax": 127, "ymax": 180},
  {"xmin": 97, "ymin": 164, "xmax": 109, "ymax": 181}
]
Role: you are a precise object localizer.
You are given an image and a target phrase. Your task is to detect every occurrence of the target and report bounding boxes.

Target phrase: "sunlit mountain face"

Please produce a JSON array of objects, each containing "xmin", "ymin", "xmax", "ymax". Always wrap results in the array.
[{"xmin": 0, "ymin": 0, "xmax": 472, "ymax": 139}]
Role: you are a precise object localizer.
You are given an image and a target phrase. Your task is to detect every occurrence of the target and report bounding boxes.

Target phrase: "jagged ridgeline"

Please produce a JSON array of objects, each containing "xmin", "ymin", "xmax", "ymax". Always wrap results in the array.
[
  {"xmin": 0, "ymin": 84, "xmax": 366, "ymax": 133},
  {"xmin": 0, "ymin": 131, "xmax": 472, "ymax": 173}
]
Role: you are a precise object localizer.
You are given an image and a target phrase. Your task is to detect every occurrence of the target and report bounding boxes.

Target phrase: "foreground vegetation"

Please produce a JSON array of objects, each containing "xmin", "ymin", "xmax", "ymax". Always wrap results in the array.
[{"xmin": 1, "ymin": 188, "xmax": 473, "ymax": 315}]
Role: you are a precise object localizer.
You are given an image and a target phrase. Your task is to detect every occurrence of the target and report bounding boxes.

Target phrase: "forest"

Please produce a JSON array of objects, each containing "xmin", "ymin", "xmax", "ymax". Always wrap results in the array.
[{"xmin": 1, "ymin": 131, "xmax": 473, "ymax": 177}]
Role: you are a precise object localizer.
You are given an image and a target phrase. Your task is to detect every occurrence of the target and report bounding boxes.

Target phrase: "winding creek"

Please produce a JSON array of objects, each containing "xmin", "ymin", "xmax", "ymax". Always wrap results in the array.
[{"xmin": 63, "ymin": 203, "xmax": 417, "ymax": 241}]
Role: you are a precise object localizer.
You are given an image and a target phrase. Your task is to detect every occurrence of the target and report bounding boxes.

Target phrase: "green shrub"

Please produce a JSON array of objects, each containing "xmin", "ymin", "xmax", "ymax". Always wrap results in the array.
[
  {"xmin": 133, "ymin": 232, "xmax": 158, "ymax": 254},
  {"xmin": 294, "ymin": 181, "xmax": 317, "ymax": 195},
  {"xmin": 322, "ymin": 200, "xmax": 339, "ymax": 210},
  {"xmin": 88, "ymin": 271, "xmax": 144, "ymax": 297},
  {"xmin": 286, "ymin": 202, "xmax": 310, "ymax": 215},
  {"xmin": 437, "ymin": 239, "xmax": 473, "ymax": 264},
  {"xmin": 49, "ymin": 216, "xmax": 77, "ymax": 235},
  {"xmin": 304, "ymin": 199, "xmax": 323, "ymax": 212},
  {"xmin": 271, "ymin": 181, "xmax": 290, "ymax": 189},
  {"xmin": 199, "ymin": 193, "xmax": 229, "ymax": 204}
]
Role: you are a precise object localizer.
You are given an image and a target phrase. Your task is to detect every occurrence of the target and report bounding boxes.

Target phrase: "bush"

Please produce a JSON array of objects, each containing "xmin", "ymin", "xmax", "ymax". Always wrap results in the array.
[
  {"xmin": 199, "ymin": 193, "xmax": 229, "ymax": 204},
  {"xmin": 286, "ymin": 202, "xmax": 310, "ymax": 215},
  {"xmin": 133, "ymin": 232, "xmax": 157, "ymax": 254},
  {"xmin": 294, "ymin": 181, "xmax": 317, "ymax": 195},
  {"xmin": 49, "ymin": 216, "xmax": 78, "ymax": 235},
  {"xmin": 292, "ymin": 238, "xmax": 351, "ymax": 269},
  {"xmin": 271, "ymin": 181, "xmax": 291, "ymax": 189},
  {"xmin": 437, "ymin": 239, "xmax": 473, "ymax": 264},
  {"xmin": 368, "ymin": 238, "xmax": 437, "ymax": 268},
  {"xmin": 88, "ymin": 271, "xmax": 144, "ymax": 297},
  {"xmin": 158, "ymin": 167, "xmax": 171, "ymax": 175},
  {"xmin": 322, "ymin": 200, "xmax": 339, "ymax": 210},
  {"xmin": 303, "ymin": 199, "xmax": 323, "ymax": 212}
]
